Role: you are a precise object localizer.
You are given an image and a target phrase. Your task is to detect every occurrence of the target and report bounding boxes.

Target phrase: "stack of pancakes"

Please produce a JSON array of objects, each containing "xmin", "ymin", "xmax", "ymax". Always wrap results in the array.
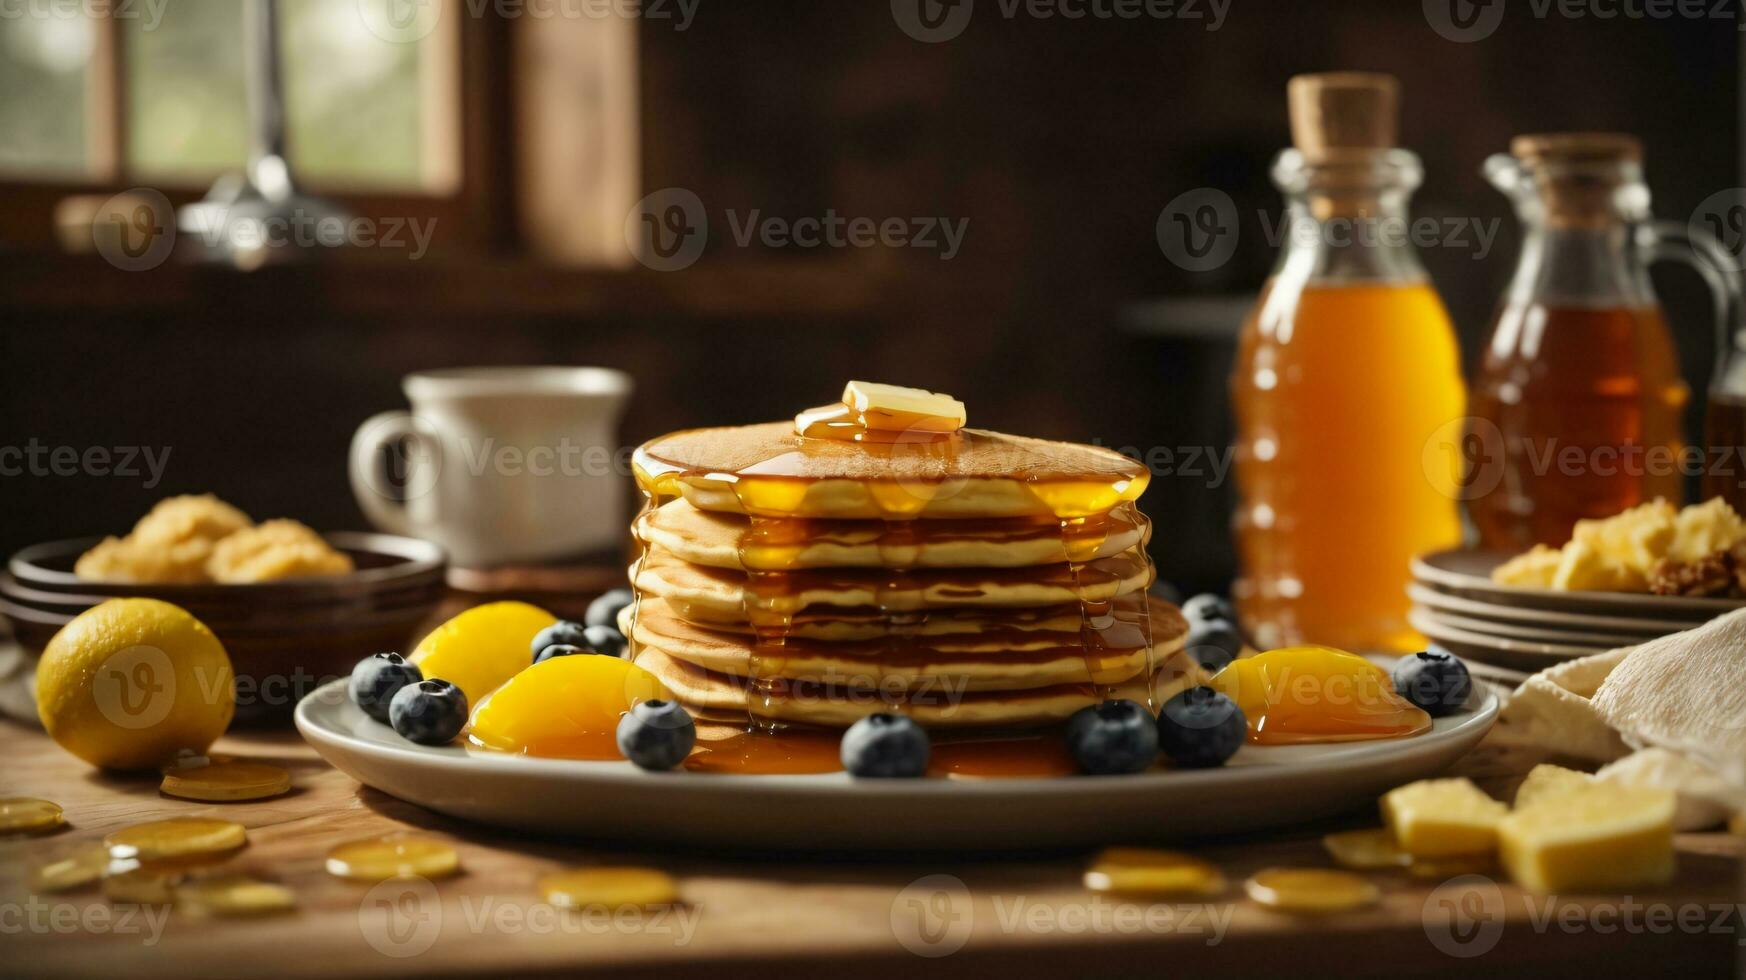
[{"xmin": 625, "ymin": 421, "xmax": 1200, "ymax": 730}]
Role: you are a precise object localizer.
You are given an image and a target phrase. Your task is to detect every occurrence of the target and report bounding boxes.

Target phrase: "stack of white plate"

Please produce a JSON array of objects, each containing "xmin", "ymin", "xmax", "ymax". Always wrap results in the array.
[{"xmin": 1408, "ymin": 549, "xmax": 1742, "ymax": 681}]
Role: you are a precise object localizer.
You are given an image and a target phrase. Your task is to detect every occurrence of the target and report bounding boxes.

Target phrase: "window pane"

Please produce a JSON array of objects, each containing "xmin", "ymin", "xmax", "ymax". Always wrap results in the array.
[
  {"xmin": 282, "ymin": 0, "xmax": 424, "ymax": 188},
  {"xmin": 126, "ymin": 0, "xmax": 426, "ymax": 188},
  {"xmin": 0, "ymin": 13, "xmax": 91, "ymax": 176},
  {"xmin": 126, "ymin": 0, "xmax": 247, "ymax": 178}
]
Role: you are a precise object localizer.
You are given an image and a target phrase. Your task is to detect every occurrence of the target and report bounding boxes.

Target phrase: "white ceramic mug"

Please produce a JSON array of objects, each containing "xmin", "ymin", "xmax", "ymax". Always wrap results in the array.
[{"xmin": 349, "ymin": 367, "xmax": 633, "ymax": 567}]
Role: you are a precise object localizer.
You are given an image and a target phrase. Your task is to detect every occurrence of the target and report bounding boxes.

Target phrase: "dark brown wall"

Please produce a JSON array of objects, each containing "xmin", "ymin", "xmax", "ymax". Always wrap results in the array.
[{"xmin": 1, "ymin": 5, "xmax": 1736, "ymax": 591}]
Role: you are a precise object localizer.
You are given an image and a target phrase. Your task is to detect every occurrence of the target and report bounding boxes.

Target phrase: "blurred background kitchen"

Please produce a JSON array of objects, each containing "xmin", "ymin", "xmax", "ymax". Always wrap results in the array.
[{"xmin": 0, "ymin": 1, "xmax": 1736, "ymax": 592}]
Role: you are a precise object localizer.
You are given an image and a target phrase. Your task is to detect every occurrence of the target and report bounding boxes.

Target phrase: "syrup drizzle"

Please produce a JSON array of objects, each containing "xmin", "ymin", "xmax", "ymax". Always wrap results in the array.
[{"xmin": 628, "ymin": 417, "xmax": 1164, "ymax": 771}]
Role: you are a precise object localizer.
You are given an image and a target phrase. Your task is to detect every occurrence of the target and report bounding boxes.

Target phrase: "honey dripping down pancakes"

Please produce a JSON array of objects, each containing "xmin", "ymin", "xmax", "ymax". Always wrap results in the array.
[{"xmin": 625, "ymin": 383, "xmax": 1201, "ymax": 734}]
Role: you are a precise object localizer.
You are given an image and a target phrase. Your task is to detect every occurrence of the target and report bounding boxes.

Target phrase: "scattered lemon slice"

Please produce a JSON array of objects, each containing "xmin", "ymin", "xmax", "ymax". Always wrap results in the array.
[
  {"xmin": 29, "ymin": 844, "xmax": 111, "ymax": 893},
  {"xmin": 160, "ymin": 760, "xmax": 291, "ymax": 802},
  {"xmin": 0, "ymin": 797, "xmax": 66, "ymax": 834},
  {"xmin": 1083, "ymin": 847, "xmax": 1226, "ymax": 897},
  {"xmin": 178, "ymin": 875, "xmax": 296, "ymax": 917},
  {"xmin": 104, "ymin": 818, "xmax": 247, "ymax": 862},
  {"xmin": 1245, "ymin": 868, "xmax": 1380, "ymax": 913},
  {"xmin": 538, "ymin": 867, "xmax": 680, "ymax": 910},
  {"xmin": 326, "ymin": 835, "xmax": 460, "ymax": 882},
  {"xmin": 1321, "ymin": 828, "xmax": 1410, "ymax": 870}
]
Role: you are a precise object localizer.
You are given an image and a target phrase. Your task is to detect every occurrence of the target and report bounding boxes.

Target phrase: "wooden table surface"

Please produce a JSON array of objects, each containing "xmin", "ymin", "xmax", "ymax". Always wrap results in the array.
[{"xmin": 2, "ymin": 719, "xmax": 1740, "ymax": 979}]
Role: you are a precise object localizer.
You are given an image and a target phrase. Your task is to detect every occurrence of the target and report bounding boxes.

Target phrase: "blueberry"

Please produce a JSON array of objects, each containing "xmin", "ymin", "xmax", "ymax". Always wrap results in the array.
[
  {"xmin": 1392, "ymin": 647, "xmax": 1472, "ymax": 718},
  {"xmin": 1064, "ymin": 699, "xmax": 1159, "ymax": 775},
  {"xmin": 583, "ymin": 624, "xmax": 629, "ymax": 659},
  {"xmin": 533, "ymin": 643, "xmax": 588, "ymax": 665},
  {"xmin": 616, "ymin": 699, "xmax": 697, "ymax": 771},
  {"xmin": 348, "ymin": 652, "xmax": 422, "ymax": 723},
  {"xmin": 1186, "ymin": 617, "xmax": 1245, "ymax": 672},
  {"xmin": 531, "ymin": 620, "xmax": 590, "ymax": 663},
  {"xmin": 586, "ymin": 588, "xmax": 636, "ymax": 630},
  {"xmin": 1181, "ymin": 593, "xmax": 1236, "ymax": 625},
  {"xmin": 840, "ymin": 713, "xmax": 930, "ymax": 778},
  {"xmin": 389, "ymin": 679, "xmax": 468, "ymax": 746},
  {"xmin": 1157, "ymin": 686, "xmax": 1247, "ymax": 768}
]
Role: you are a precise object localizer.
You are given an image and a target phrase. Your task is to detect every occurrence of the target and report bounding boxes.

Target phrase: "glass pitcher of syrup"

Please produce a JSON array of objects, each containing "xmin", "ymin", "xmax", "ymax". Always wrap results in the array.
[
  {"xmin": 1232, "ymin": 74, "xmax": 1466, "ymax": 653},
  {"xmin": 1466, "ymin": 134, "xmax": 1738, "ymax": 548}
]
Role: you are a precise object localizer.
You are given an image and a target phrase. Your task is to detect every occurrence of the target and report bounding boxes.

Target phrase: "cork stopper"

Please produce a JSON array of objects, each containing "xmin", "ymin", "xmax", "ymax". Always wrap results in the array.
[
  {"xmin": 1510, "ymin": 133, "xmax": 1643, "ymax": 227},
  {"xmin": 1288, "ymin": 72, "xmax": 1400, "ymax": 161},
  {"xmin": 1511, "ymin": 132, "xmax": 1641, "ymax": 165}
]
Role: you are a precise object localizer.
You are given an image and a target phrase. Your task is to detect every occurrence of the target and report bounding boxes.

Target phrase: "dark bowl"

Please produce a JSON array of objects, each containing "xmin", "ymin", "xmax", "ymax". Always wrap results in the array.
[{"xmin": 2, "ymin": 532, "xmax": 447, "ymax": 725}]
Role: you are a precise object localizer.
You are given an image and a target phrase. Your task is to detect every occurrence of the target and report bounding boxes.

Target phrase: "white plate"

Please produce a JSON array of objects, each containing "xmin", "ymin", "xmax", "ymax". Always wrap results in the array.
[
  {"xmin": 295, "ymin": 678, "xmax": 1498, "ymax": 851},
  {"xmin": 1406, "ymin": 584, "xmax": 1703, "ymax": 637},
  {"xmin": 1412, "ymin": 549, "xmax": 1745, "ymax": 620}
]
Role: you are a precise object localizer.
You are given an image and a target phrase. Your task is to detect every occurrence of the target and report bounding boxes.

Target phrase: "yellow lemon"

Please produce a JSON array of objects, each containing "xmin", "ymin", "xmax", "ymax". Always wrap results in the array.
[
  {"xmin": 410, "ymin": 601, "xmax": 558, "ymax": 706},
  {"xmin": 36, "ymin": 598, "xmax": 235, "ymax": 770}
]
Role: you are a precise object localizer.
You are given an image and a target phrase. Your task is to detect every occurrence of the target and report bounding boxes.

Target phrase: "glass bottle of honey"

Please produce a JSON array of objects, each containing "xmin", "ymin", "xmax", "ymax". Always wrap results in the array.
[
  {"xmin": 1231, "ymin": 73, "xmax": 1466, "ymax": 653},
  {"xmin": 1466, "ymin": 134, "xmax": 1731, "ymax": 548}
]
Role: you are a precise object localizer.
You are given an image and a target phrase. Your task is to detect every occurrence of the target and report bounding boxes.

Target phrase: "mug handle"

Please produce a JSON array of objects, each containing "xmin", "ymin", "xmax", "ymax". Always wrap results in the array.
[{"xmin": 349, "ymin": 411, "xmax": 438, "ymax": 537}]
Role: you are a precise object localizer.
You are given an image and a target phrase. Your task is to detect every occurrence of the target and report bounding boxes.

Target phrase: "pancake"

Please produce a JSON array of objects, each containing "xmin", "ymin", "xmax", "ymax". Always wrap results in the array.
[
  {"xmin": 637, "ymin": 498, "xmax": 1148, "ymax": 571},
  {"xmin": 634, "ymin": 422, "xmax": 1149, "ymax": 520},
  {"xmin": 632, "ymin": 599, "xmax": 1187, "ymax": 692},
  {"xmin": 636, "ymin": 645, "xmax": 1209, "ymax": 729},
  {"xmin": 630, "ymin": 596, "xmax": 1091, "ymax": 642},
  {"xmin": 632, "ymin": 544, "xmax": 1154, "ymax": 619}
]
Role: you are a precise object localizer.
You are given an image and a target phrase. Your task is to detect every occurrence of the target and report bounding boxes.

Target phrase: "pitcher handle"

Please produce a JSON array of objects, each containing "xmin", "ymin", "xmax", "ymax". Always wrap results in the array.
[
  {"xmin": 1638, "ymin": 220, "xmax": 1744, "ymax": 373},
  {"xmin": 348, "ymin": 411, "xmax": 440, "ymax": 537}
]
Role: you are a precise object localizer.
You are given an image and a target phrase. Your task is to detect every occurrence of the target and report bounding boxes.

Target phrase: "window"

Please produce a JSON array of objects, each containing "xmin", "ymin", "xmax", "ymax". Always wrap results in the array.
[{"xmin": 0, "ymin": 0, "xmax": 456, "ymax": 190}]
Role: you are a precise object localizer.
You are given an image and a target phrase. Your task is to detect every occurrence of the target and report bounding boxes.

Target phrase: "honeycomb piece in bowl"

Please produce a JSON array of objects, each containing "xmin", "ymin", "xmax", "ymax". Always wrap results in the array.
[{"xmin": 206, "ymin": 519, "xmax": 355, "ymax": 583}]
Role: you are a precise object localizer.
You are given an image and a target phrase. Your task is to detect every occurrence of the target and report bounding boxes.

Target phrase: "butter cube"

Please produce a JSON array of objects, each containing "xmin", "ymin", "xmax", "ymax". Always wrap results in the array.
[
  {"xmin": 842, "ymin": 381, "xmax": 966, "ymax": 434},
  {"xmin": 1669, "ymin": 497, "xmax": 1746, "ymax": 563},
  {"xmin": 1514, "ymin": 763, "xmax": 1593, "ymax": 808},
  {"xmin": 1499, "ymin": 784, "xmax": 1675, "ymax": 894},
  {"xmin": 1572, "ymin": 498, "xmax": 1676, "ymax": 572},
  {"xmin": 1552, "ymin": 539, "xmax": 1645, "ymax": 593},
  {"xmin": 1382, "ymin": 778, "xmax": 1508, "ymax": 857}
]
